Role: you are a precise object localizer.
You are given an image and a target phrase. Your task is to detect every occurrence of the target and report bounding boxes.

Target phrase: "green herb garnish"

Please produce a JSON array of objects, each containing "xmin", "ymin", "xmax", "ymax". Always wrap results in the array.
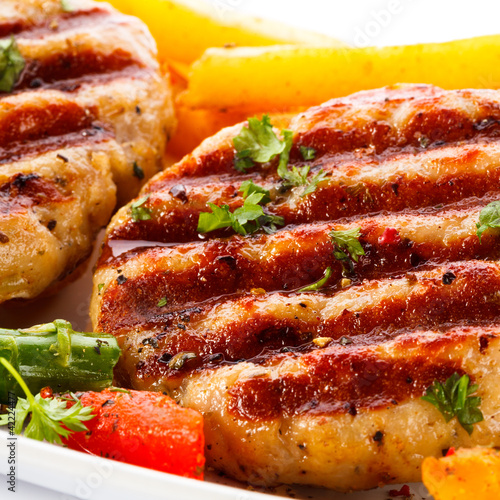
[
  {"xmin": 276, "ymin": 130, "xmax": 327, "ymax": 196},
  {"xmin": 157, "ymin": 297, "xmax": 168, "ymax": 307},
  {"xmin": 0, "ymin": 37, "xmax": 25, "ymax": 93},
  {"xmin": 476, "ymin": 201, "xmax": 500, "ymax": 243},
  {"xmin": 233, "ymin": 116, "xmax": 327, "ymax": 196},
  {"xmin": 421, "ymin": 373, "xmax": 484, "ymax": 435},
  {"xmin": 61, "ymin": 0, "xmax": 74, "ymax": 12},
  {"xmin": 330, "ymin": 228, "xmax": 365, "ymax": 263},
  {"xmin": 0, "ymin": 358, "xmax": 94, "ymax": 444},
  {"xmin": 130, "ymin": 195, "xmax": 152, "ymax": 222},
  {"xmin": 297, "ymin": 267, "xmax": 332, "ymax": 292},
  {"xmin": 197, "ymin": 191, "xmax": 283, "ymax": 236},
  {"xmin": 239, "ymin": 180, "xmax": 271, "ymax": 205},
  {"xmin": 233, "ymin": 115, "xmax": 286, "ymax": 172},
  {"xmin": 97, "ymin": 283, "xmax": 105, "ymax": 294},
  {"xmin": 299, "ymin": 146, "xmax": 316, "ymax": 161}
]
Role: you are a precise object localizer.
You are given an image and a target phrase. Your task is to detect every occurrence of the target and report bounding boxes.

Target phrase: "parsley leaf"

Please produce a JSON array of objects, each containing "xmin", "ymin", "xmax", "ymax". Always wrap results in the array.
[
  {"xmin": 130, "ymin": 195, "xmax": 152, "ymax": 222},
  {"xmin": 330, "ymin": 228, "xmax": 365, "ymax": 263},
  {"xmin": 233, "ymin": 116, "xmax": 327, "ymax": 196},
  {"xmin": 301, "ymin": 170, "xmax": 329, "ymax": 197},
  {"xmin": 0, "ymin": 37, "xmax": 25, "ymax": 93},
  {"xmin": 277, "ymin": 130, "xmax": 326, "ymax": 196},
  {"xmin": 61, "ymin": 0, "xmax": 74, "ymax": 12},
  {"xmin": 233, "ymin": 115, "xmax": 285, "ymax": 172},
  {"xmin": 298, "ymin": 267, "xmax": 332, "ymax": 292},
  {"xmin": 476, "ymin": 201, "xmax": 500, "ymax": 243},
  {"xmin": 157, "ymin": 297, "xmax": 168, "ymax": 307},
  {"xmin": 0, "ymin": 358, "xmax": 94, "ymax": 444},
  {"xmin": 197, "ymin": 191, "xmax": 283, "ymax": 236},
  {"xmin": 300, "ymin": 146, "xmax": 316, "ymax": 161},
  {"xmin": 421, "ymin": 373, "xmax": 483, "ymax": 435},
  {"xmin": 239, "ymin": 180, "xmax": 271, "ymax": 205}
]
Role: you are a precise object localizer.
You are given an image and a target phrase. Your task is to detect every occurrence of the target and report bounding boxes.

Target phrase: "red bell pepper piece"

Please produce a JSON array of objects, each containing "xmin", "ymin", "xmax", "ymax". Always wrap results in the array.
[{"xmin": 64, "ymin": 389, "xmax": 205, "ymax": 480}]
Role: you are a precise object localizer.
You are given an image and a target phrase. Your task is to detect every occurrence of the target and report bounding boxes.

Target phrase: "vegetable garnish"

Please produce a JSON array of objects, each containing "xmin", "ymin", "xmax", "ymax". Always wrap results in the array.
[
  {"xmin": 233, "ymin": 115, "xmax": 327, "ymax": 196},
  {"xmin": 130, "ymin": 194, "xmax": 152, "ymax": 221},
  {"xmin": 64, "ymin": 389, "xmax": 205, "ymax": 480},
  {"xmin": 330, "ymin": 227, "xmax": 365, "ymax": 264},
  {"xmin": 297, "ymin": 267, "xmax": 332, "ymax": 292},
  {"xmin": 476, "ymin": 201, "xmax": 500, "ymax": 242},
  {"xmin": 0, "ymin": 37, "xmax": 25, "ymax": 93},
  {"xmin": 60, "ymin": 0, "xmax": 74, "ymax": 12},
  {"xmin": 0, "ymin": 358, "xmax": 94, "ymax": 445},
  {"xmin": 197, "ymin": 191, "xmax": 284, "ymax": 236},
  {"xmin": 0, "ymin": 320, "xmax": 120, "ymax": 404},
  {"xmin": 233, "ymin": 115, "xmax": 285, "ymax": 172},
  {"xmin": 239, "ymin": 179, "xmax": 271, "ymax": 205},
  {"xmin": 300, "ymin": 145, "xmax": 316, "ymax": 161},
  {"xmin": 421, "ymin": 373, "xmax": 484, "ymax": 435}
]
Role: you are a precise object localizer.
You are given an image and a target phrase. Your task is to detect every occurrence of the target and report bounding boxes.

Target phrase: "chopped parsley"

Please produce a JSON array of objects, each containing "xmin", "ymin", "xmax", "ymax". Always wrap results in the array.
[
  {"xmin": 299, "ymin": 146, "xmax": 316, "ymax": 161},
  {"xmin": 0, "ymin": 37, "xmax": 25, "ymax": 93},
  {"xmin": 61, "ymin": 0, "xmax": 74, "ymax": 12},
  {"xmin": 330, "ymin": 227, "xmax": 365, "ymax": 264},
  {"xmin": 157, "ymin": 297, "xmax": 168, "ymax": 307},
  {"xmin": 130, "ymin": 195, "xmax": 152, "ymax": 222},
  {"xmin": 97, "ymin": 283, "xmax": 105, "ymax": 294},
  {"xmin": 298, "ymin": 267, "xmax": 332, "ymax": 292},
  {"xmin": 197, "ymin": 191, "xmax": 283, "ymax": 236},
  {"xmin": 0, "ymin": 358, "xmax": 94, "ymax": 444},
  {"xmin": 239, "ymin": 180, "xmax": 271, "ymax": 205},
  {"xmin": 476, "ymin": 201, "xmax": 500, "ymax": 243},
  {"xmin": 233, "ymin": 115, "xmax": 285, "ymax": 172},
  {"xmin": 421, "ymin": 373, "xmax": 484, "ymax": 435},
  {"xmin": 232, "ymin": 115, "xmax": 327, "ymax": 197}
]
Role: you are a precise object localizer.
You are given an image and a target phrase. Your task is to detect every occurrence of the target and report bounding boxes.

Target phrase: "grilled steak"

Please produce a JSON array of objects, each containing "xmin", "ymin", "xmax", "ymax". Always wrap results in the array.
[
  {"xmin": 92, "ymin": 84, "xmax": 500, "ymax": 491},
  {"xmin": 0, "ymin": 0, "xmax": 174, "ymax": 303}
]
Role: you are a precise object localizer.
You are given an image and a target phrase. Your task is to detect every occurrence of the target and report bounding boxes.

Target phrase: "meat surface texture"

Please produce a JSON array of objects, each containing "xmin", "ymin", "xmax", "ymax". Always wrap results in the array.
[
  {"xmin": 0, "ymin": 0, "xmax": 174, "ymax": 304},
  {"xmin": 92, "ymin": 84, "xmax": 500, "ymax": 491}
]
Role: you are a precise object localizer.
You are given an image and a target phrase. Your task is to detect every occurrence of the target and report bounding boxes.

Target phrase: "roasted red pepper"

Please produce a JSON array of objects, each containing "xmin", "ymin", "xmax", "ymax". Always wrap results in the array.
[{"xmin": 63, "ymin": 389, "xmax": 205, "ymax": 479}]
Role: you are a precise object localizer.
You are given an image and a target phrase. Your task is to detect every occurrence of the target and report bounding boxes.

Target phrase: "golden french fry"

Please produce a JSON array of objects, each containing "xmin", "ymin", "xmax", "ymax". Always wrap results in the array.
[
  {"xmin": 168, "ymin": 106, "xmax": 300, "ymax": 158},
  {"xmin": 180, "ymin": 35, "xmax": 500, "ymax": 110},
  {"xmin": 99, "ymin": 0, "xmax": 342, "ymax": 64},
  {"xmin": 422, "ymin": 447, "xmax": 500, "ymax": 500}
]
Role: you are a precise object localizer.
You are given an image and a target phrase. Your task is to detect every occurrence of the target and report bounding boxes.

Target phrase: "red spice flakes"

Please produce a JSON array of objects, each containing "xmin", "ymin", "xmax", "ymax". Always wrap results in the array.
[{"xmin": 378, "ymin": 227, "xmax": 401, "ymax": 245}]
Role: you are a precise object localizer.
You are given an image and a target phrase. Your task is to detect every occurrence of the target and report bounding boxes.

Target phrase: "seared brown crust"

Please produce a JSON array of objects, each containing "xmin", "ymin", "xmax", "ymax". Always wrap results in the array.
[
  {"xmin": 92, "ymin": 84, "xmax": 500, "ymax": 490},
  {"xmin": 0, "ymin": 0, "xmax": 175, "ymax": 304}
]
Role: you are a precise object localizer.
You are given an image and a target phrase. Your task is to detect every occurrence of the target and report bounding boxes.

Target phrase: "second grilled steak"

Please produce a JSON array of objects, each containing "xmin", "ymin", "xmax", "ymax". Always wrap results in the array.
[
  {"xmin": 92, "ymin": 84, "xmax": 500, "ymax": 490},
  {"xmin": 0, "ymin": 0, "xmax": 175, "ymax": 303}
]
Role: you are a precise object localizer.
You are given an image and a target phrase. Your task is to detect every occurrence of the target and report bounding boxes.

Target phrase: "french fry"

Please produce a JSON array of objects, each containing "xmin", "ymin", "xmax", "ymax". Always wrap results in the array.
[
  {"xmin": 168, "ymin": 106, "xmax": 300, "ymax": 158},
  {"xmin": 100, "ymin": 0, "xmax": 342, "ymax": 64},
  {"xmin": 180, "ymin": 35, "xmax": 500, "ymax": 110},
  {"xmin": 422, "ymin": 447, "xmax": 500, "ymax": 500}
]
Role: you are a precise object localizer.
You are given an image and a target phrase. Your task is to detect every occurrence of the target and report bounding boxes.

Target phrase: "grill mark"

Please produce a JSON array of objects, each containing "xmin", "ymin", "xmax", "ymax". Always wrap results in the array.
[
  {"xmin": 0, "ymin": 97, "xmax": 113, "ymax": 163},
  {"xmin": 0, "ymin": 124, "xmax": 112, "ymax": 165},
  {"xmin": 0, "ymin": 173, "xmax": 70, "ymax": 214},
  {"xmin": 98, "ymin": 195, "xmax": 500, "ymax": 315},
  {"xmin": 0, "ymin": 7, "xmax": 110, "ymax": 38},
  {"xmin": 226, "ymin": 334, "xmax": 472, "ymax": 420},
  {"xmin": 12, "ymin": 49, "xmax": 144, "ymax": 93},
  {"xmin": 119, "ymin": 261, "xmax": 500, "ymax": 384},
  {"xmin": 108, "ymin": 142, "xmax": 500, "ymax": 244},
  {"xmin": 0, "ymin": 100, "xmax": 96, "ymax": 147},
  {"xmin": 147, "ymin": 87, "xmax": 500, "ymax": 186}
]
